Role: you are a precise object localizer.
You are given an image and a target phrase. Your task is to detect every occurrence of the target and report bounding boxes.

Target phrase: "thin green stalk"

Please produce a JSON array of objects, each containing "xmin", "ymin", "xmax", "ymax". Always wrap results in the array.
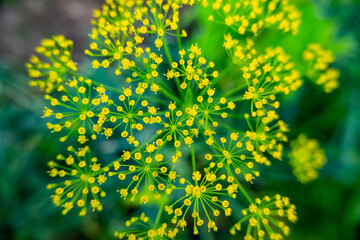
[
  {"xmin": 233, "ymin": 176, "xmax": 253, "ymax": 204},
  {"xmin": 220, "ymin": 82, "xmax": 248, "ymax": 98},
  {"xmin": 154, "ymin": 158, "xmax": 178, "ymax": 227},
  {"xmin": 176, "ymin": 26, "xmax": 182, "ymax": 50},
  {"xmin": 162, "ymin": 37, "xmax": 183, "ymax": 97},
  {"xmin": 191, "ymin": 145, "xmax": 196, "ymax": 172},
  {"xmin": 158, "ymin": 88, "xmax": 182, "ymax": 103},
  {"xmin": 154, "ymin": 204, "xmax": 164, "ymax": 227}
]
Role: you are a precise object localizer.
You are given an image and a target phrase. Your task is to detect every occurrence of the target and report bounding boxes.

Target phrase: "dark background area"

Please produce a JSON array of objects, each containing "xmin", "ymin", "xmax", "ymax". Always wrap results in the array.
[{"xmin": 0, "ymin": 0, "xmax": 359, "ymax": 239}]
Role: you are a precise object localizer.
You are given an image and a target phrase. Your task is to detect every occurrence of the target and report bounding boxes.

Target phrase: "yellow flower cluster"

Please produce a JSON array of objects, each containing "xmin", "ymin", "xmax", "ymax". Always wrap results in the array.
[
  {"xmin": 115, "ymin": 213, "xmax": 179, "ymax": 240},
  {"xmin": 230, "ymin": 194, "xmax": 297, "ymax": 240},
  {"xmin": 85, "ymin": 0, "xmax": 184, "ymax": 74},
  {"xmin": 102, "ymin": 83, "xmax": 159, "ymax": 145},
  {"xmin": 26, "ymin": 35, "xmax": 77, "ymax": 93},
  {"xmin": 289, "ymin": 134, "xmax": 326, "ymax": 184},
  {"xmin": 25, "ymin": 0, "xmax": 337, "ymax": 239},
  {"xmin": 165, "ymin": 170, "xmax": 237, "ymax": 234},
  {"xmin": 109, "ymin": 148, "xmax": 178, "ymax": 203},
  {"xmin": 303, "ymin": 43, "xmax": 340, "ymax": 93},
  {"xmin": 205, "ymin": 132, "xmax": 260, "ymax": 182},
  {"xmin": 224, "ymin": 35, "xmax": 302, "ymax": 116},
  {"xmin": 244, "ymin": 111, "xmax": 289, "ymax": 162},
  {"xmin": 195, "ymin": 0, "xmax": 301, "ymax": 35},
  {"xmin": 47, "ymin": 146, "xmax": 108, "ymax": 216},
  {"xmin": 43, "ymin": 77, "xmax": 110, "ymax": 144},
  {"xmin": 166, "ymin": 44, "xmax": 218, "ymax": 90},
  {"xmin": 156, "ymin": 102, "xmax": 198, "ymax": 152}
]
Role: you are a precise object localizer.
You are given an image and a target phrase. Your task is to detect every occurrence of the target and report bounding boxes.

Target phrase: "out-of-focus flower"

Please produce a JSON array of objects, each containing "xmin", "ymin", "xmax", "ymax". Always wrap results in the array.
[
  {"xmin": 289, "ymin": 134, "xmax": 326, "ymax": 184},
  {"xmin": 302, "ymin": 43, "xmax": 340, "ymax": 93},
  {"xmin": 26, "ymin": 35, "xmax": 77, "ymax": 93},
  {"xmin": 230, "ymin": 194, "xmax": 297, "ymax": 240}
]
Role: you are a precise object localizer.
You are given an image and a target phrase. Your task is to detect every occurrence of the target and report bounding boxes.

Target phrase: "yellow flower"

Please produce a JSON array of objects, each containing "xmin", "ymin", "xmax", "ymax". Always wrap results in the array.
[
  {"xmin": 113, "ymin": 148, "xmax": 178, "ymax": 203},
  {"xmin": 199, "ymin": 0, "xmax": 301, "ymax": 35},
  {"xmin": 166, "ymin": 170, "xmax": 235, "ymax": 234},
  {"xmin": 114, "ymin": 213, "xmax": 178, "ymax": 239},
  {"xmin": 289, "ymin": 134, "xmax": 327, "ymax": 183},
  {"xmin": 167, "ymin": 45, "xmax": 217, "ymax": 90},
  {"xmin": 230, "ymin": 194, "xmax": 297, "ymax": 239},
  {"xmin": 26, "ymin": 35, "xmax": 77, "ymax": 93},
  {"xmin": 43, "ymin": 77, "xmax": 110, "ymax": 144},
  {"xmin": 302, "ymin": 43, "xmax": 340, "ymax": 93},
  {"xmin": 47, "ymin": 146, "xmax": 108, "ymax": 215}
]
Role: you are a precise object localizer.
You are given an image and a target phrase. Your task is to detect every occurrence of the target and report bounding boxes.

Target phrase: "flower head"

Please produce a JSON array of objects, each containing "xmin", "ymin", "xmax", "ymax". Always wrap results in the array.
[
  {"xmin": 302, "ymin": 43, "xmax": 340, "ymax": 93},
  {"xmin": 230, "ymin": 194, "xmax": 297, "ymax": 240},
  {"xmin": 165, "ymin": 170, "xmax": 237, "ymax": 234},
  {"xmin": 205, "ymin": 132, "xmax": 260, "ymax": 182},
  {"xmin": 166, "ymin": 45, "xmax": 218, "ymax": 90},
  {"xmin": 202, "ymin": 0, "xmax": 301, "ymax": 35},
  {"xmin": 193, "ymin": 93, "xmax": 235, "ymax": 132},
  {"xmin": 110, "ymin": 148, "xmax": 178, "ymax": 204},
  {"xmin": 242, "ymin": 47, "xmax": 303, "ymax": 116},
  {"xmin": 86, "ymin": 0, "xmax": 182, "ymax": 75},
  {"xmin": 244, "ymin": 111, "xmax": 289, "ymax": 162},
  {"xmin": 26, "ymin": 35, "xmax": 77, "ymax": 93},
  {"xmin": 101, "ymin": 83, "xmax": 160, "ymax": 146},
  {"xmin": 114, "ymin": 212, "xmax": 178, "ymax": 240},
  {"xmin": 43, "ymin": 77, "xmax": 110, "ymax": 143},
  {"xmin": 289, "ymin": 134, "xmax": 326, "ymax": 184},
  {"xmin": 47, "ymin": 146, "xmax": 108, "ymax": 216}
]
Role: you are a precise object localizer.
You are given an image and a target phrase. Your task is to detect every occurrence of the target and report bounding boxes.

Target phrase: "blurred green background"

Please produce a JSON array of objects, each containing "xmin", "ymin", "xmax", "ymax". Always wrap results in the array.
[{"xmin": 0, "ymin": 0, "xmax": 359, "ymax": 239}]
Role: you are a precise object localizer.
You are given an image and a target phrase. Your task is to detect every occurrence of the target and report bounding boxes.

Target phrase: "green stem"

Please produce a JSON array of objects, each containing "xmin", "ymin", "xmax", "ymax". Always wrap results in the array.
[
  {"xmin": 220, "ymin": 82, "xmax": 248, "ymax": 98},
  {"xmin": 158, "ymin": 88, "xmax": 182, "ymax": 103},
  {"xmin": 162, "ymin": 36, "xmax": 183, "ymax": 97},
  {"xmin": 202, "ymin": 17, "xmax": 212, "ymax": 52},
  {"xmin": 233, "ymin": 176, "xmax": 253, "ymax": 204},
  {"xmin": 154, "ymin": 204, "xmax": 164, "ymax": 227},
  {"xmin": 154, "ymin": 155, "xmax": 178, "ymax": 227},
  {"xmin": 191, "ymin": 144, "xmax": 196, "ymax": 172},
  {"xmin": 176, "ymin": 26, "xmax": 182, "ymax": 50}
]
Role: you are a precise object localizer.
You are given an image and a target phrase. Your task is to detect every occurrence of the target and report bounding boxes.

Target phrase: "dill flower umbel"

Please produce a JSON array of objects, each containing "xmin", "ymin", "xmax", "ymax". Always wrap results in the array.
[
  {"xmin": 166, "ymin": 44, "xmax": 218, "ymax": 90},
  {"xmin": 244, "ymin": 111, "xmax": 289, "ymax": 163},
  {"xmin": 224, "ymin": 38, "xmax": 303, "ymax": 115},
  {"xmin": 109, "ymin": 148, "xmax": 178, "ymax": 204},
  {"xmin": 289, "ymin": 134, "xmax": 326, "ymax": 184},
  {"xmin": 205, "ymin": 132, "xmax": 260, "ymax": 182},
  {"xmin": 114, "ymin": 213, "xmax": 179, "ymax": 240},
  {"xmin": 43, "ymin": 77, "xmax": 110, "ymax": 143},
  {"xmin": 197, "ymin": 0, "xmax": 301, "ymax": 35},
  {"xmin": 86, "ymin": 0, "xmax": 183, "ymax": 75},
  {"xmin": 47, "ymin": 146, "xmax": 108, "ymax": 216},
  {"xmin": 26, "ymin": 0, "xmax": 339, "ymax": 238},
  {"xmin": 26, "ymin": 35, "xmax": 77, "ymax": 93},
  {"xmin": 102, "ymin": 83, "xmax": 160, "ymax": 145},
  {"xmin": 165, "ymin": 170, "xmax": 237, "ymax": 234},
  {"xmin": 302, "ymin": 43, "xmax": 340, "ymax": 93},
  {"xmin": 230, "ymin": 194, "xmax": 297, "ymax": 240}
]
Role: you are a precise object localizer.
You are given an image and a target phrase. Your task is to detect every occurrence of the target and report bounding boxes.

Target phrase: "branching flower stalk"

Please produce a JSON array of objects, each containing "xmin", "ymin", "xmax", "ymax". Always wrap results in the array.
[{"xmin": 27, "ymin": 0, "xmax": 338, "ymax": 239}]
